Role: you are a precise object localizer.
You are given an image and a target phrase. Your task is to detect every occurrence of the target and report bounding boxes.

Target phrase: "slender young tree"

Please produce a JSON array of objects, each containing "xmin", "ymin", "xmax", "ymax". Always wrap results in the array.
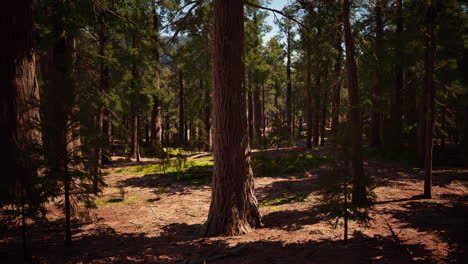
[
  {"xmin": 424, "ymin": 0, "xmax": 436, "ymax": 199},
  {"xmin": 150, "ymin": 3, "xmax": 162, "ymax": 146},
  {"xmin": 391, "ymin": 0, "xmax": 404, "ymax": 151},
  {"xmin": 205, "ymin": 0, "xmax": 261, "ymax": 236},
  {"xmin": 331, "ymin": 8, "xmax": 343, "ymax": 141},
  {"xmin": 342, "ymin": 0, "xmax": 369, "ymax": 206},
  {"xmin": 370, "ymin": 0, "xmax": 384, "ymax": 148}
]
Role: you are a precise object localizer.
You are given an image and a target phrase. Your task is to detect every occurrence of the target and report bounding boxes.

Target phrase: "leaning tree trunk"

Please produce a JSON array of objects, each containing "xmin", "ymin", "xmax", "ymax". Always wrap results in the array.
[
  {"xmin": 205, "ymin": 0, "xmax": 261, "ymax": 236},
  {"xmin": 424, "ymin": 0, "xmax": 435, "ymax": 199},
  {"xmin": 343, "ymin": 0, "xmax": 368, "ymax": 206},
  {"xmin": 370, "ymin": 0, "xmax": 383, "ymax": 148}
]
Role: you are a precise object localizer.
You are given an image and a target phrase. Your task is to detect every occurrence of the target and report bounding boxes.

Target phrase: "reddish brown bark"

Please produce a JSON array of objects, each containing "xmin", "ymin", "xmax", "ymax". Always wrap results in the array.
[
  {"xmin": 343, "ymin": 0, "xmax": 368, "ymax": 206},
  {"xmin": 1, "ymin": 0, "xmax": 41, "ymax": 218},
  {"xmin": 205, "ymin": 0, "xmax": 261, "ymax": 236},
  {"xmin": 424, "ymin": 0, "xmax": 435, "ymax": 199}
]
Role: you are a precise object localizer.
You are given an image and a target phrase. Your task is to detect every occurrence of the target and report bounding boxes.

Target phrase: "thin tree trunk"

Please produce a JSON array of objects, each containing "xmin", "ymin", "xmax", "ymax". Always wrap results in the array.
[
  {"xmin": 313, "ymin": 68, "xmax": 321, "ymax": 147},
  {"xmin": 320, "ymin": 80, "xmax": 328, "ymax": 146},
  {"xmin": 262, "ymin": 82, "xmax": 266, "ymax": 146},
  {"xmin": 331, "ymin": 11, "xmax": 343, "ymax": 142},
  {"xmin": 203, "ymin": 79, "xmax": 212, "ymax": 151},
  {"xmin": 151, "ymin": 95, "xmax": 162, "ymax": 145},
  {"xmin": 286, "ymin": 29, "xmax": 293, "ymax": 136},
  {"xmin": 205, "ymin": 0, "xmax": 261, "ymax": 236},
  {"xmin": 150, "ymin": 2, "xmax": 162, "ymax": 146},
  {"xmin": 253, "ymin": 85, "xmax": 262, "ymax": 143},
  {"xmin": 370, "ymin": 0, "xmax": 383, "ymax": 148},
  {"xmin": 130, "ymin": 113, "xmax": 140, "ymax": 161},
  {"xmin": 40, "ymin": 11, "xmax": 76, "ymax": 245},
  {"xmin": 391, "ymin": 0, "xmax": 403, "ymax": 151},
  {"xmin": 248, "ymin": 89, "xmax": 254, "ymax": 141},
  {"xmin": 179, "ymin": 69, "xmax": 185, "ymax": 146},
  {"xmin": 306, "ymin": 47, "xmax": 313, "ymax": 148},
  {"xmin": 441, "ymin": 105, "xmax": 446, "ymax": 150},
  {"xmin": 343, "ymin": 0, "xmax": 368, "ymax": 206},
  {"xmin": 424, "ymin": 0, "xmax": 435, "ymax": 199}
]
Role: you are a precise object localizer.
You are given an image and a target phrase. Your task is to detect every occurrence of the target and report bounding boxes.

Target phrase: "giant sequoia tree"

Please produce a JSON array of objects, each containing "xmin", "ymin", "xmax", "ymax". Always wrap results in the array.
[
  {"xmin": 1, "ymin": 0, "xmax": 43, "ymax": 253},
  {"xmin": 204, "ymin": 0, "xmax": 261, "ymax": 236}
]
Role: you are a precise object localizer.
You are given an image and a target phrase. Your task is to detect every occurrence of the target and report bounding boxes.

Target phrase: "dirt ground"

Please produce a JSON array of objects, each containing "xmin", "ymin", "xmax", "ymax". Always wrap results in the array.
[{"xmin": 1, "ymin": 146, "xmax": 467, "ymax": 264}]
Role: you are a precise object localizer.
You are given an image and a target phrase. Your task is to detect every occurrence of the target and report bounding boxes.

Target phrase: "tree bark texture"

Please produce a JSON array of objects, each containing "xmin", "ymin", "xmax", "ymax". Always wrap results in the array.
[
  {"xmin": 205, "ymin": 0, "xmax": 261, "ymax": 236},
  {"xmin": 424, "ymin": 0, "xmax": 435, "ymax": 199},
  {"xmin": 343, "ymin": 0, "xmax": 369, "ymax": 206}
]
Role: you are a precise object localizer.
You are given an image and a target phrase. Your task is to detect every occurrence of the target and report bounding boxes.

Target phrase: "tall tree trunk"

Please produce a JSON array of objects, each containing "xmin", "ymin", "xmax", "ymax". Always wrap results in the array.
[
  {"xmin": 391, "ymin": 0, "xmax": 403, "ymax": 151},
  {"xmin": 370, "ymin": 0, "xmax": 383, "ymax": 148},
  {"xmin": 286, "ymin": 29, "xmax": 293, "ymax": 136},
  {"xmin": 150, "ymin": 2, "xmax": 162, "ymax": 146},
  {"xmin": 205, "ymin": 0, "xmax": 261, "ymax": 236},
  {"xmin": 95, "ymin": 14, "xmax": 110, "ymax": 190},
  {"xmin": 424, "ymin": 0, "xmax": 435, "ymax": 199},
  {"xmin": 343, "ymin": 0, "xmax": 368, "ymax": 206},
  {"xmin": 179, "ymin": 69, "xmax": 185, "ymax": 146},
  {"xmin": 41, "ymin": 38, "xmax": 74, "ymax": 248},
  {"xmin": 331, "ymin": 12, "xmax": 343, "ymax": 142},
  {"xmin": 306, "ymin": 47, "xmax": 313, "ymax": 148},
  {"xmin": 1, "ymin": 0, "xmax": 40, "ymax": 254}
]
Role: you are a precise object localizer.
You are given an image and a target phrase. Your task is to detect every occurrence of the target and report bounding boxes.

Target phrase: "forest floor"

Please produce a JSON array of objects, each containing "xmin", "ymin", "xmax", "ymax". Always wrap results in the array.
[{"xmin": 1, "ymin": 144, "xmax": 467, "ymax": 264}]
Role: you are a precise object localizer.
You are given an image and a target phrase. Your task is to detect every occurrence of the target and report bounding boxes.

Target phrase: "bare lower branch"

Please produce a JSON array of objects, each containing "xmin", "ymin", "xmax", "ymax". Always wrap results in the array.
[{"xmin": 244, "ymin": 1, "xmax": 305, "ymax": 29}]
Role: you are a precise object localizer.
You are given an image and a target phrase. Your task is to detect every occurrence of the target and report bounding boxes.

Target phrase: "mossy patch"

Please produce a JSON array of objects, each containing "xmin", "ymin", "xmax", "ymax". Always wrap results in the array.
[{"xmin": 259, "ymin": 195, "xmax": 308, "ymax": 207}]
